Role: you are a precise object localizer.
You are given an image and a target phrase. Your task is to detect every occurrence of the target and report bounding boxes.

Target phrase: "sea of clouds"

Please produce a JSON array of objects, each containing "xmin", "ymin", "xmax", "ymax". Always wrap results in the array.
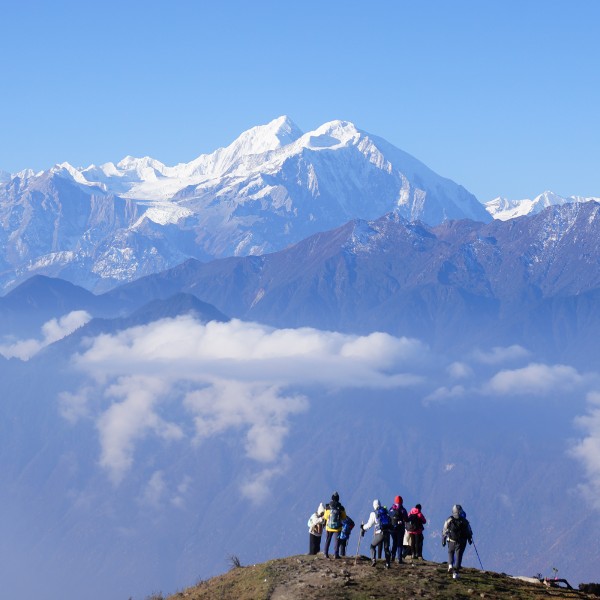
[{"xmin": 3, "ymin": 311, "xmax": 600, "ymax": 509}]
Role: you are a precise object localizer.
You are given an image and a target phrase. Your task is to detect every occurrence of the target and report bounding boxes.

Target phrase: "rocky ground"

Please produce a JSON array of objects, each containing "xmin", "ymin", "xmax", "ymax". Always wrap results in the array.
[{"xmin": 166, "ymin": 554, "xmax": 594, "ymax": 600}]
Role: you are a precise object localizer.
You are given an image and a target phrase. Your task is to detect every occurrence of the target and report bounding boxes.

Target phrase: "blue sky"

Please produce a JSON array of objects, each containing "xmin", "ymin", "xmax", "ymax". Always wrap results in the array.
[{"xmin": 1, "ymin": 0, "xmax": 599, "ymax": 201}]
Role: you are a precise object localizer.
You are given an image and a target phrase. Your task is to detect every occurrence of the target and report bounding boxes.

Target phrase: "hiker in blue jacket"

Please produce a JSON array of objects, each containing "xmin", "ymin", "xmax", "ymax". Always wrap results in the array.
[
  {"xmin": 360, "ymin": 499, "xmax": 392, "ymax": 568},
  {"xmin": 338, "ymin": 515, "xmax": 355, "ymax": 556}
]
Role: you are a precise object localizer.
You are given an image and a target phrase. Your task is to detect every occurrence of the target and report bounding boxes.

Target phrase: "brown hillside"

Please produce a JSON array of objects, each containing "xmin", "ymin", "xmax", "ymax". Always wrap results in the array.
[{"xmin": 167, "ymin": 555, "xmax": 591, "ymax": 600}]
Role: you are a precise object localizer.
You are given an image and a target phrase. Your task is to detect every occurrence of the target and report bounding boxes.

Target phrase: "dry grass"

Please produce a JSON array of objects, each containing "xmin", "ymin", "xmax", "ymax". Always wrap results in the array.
[{"xmin": 167, "ymin": 554, "xmax": 592, "ymax": 600}]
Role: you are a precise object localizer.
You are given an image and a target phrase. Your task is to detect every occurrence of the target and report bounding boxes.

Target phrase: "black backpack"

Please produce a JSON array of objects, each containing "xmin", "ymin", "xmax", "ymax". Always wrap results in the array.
[
  {"xmin": 406, "ymin": 512, "xmax": 421, "ymax": 532},
  {"xmin": 329, "ymin": 502, "xmax": 342, "ymax": 529},
  {"xmin": 447, "ymin": 516, "xmax": 469, "ymax": 543},
  {"xmin": 389, "ymin": 506, "xmax": 405, "ymax": 529}
]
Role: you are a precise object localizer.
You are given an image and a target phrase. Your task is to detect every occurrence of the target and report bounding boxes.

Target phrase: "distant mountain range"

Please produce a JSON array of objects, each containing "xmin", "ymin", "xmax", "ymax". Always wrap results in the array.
[
  {"xmin": 3, "ymin": 199, "xmax": 599, "ymax": 368},
  {"xmin": 0, "ymin": 116, "xmax": 490, "ymax": 293},
  {"xmin": 485, "ymin": 190, "xmax": 600, "ymax": 220}
]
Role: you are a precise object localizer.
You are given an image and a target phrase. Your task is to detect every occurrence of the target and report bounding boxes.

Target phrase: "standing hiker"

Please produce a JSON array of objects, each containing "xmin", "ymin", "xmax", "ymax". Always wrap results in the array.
[
  {"xmin": 322, "ymin": 492, "xmax": 347, "ymax": 559},
  {"xmin": 406, "ymin": 503, "xmax": 427, "ymax": 559},
  {"xmin": 360, "ymin": 499, "xmax": 392, "ymax": 568},
  {"xmin": 389, "ymin": 495, "xmax": 408, "ymax": 563},
  {"xmin": 442, "ymin": 504, "xmax": 473, "ymax": 579},
  {"xmin": 307, "ymin": 502, "xmax": 326, "ymax": 555},
  {"xmin": 338, "ymin": 514, "xmax": 355, "ymax": 556}
]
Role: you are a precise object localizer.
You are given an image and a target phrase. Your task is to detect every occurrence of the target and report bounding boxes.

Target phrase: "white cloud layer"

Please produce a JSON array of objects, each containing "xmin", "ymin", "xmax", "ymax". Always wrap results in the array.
[
  {"xmin": 70, "ymin": 316, "xmax": 428, "ymax": 498},
  {"xmin": 0, "ymin": 310, "xmax": 91, "ymax": 360}
]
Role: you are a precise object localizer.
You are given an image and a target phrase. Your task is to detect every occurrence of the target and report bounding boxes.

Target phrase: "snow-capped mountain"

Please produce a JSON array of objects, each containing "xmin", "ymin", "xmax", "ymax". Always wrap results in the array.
[
  {"xmin": 485, "ymin": 190, "xmax": 600, "ymax": 220},
  {"xmin": 0, "ymin": 116, "xmax": 490, "ymax": 293}
]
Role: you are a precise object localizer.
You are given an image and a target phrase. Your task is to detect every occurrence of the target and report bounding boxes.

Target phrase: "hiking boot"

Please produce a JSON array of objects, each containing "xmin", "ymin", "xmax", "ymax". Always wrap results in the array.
[
  {"xmin": 371, "ymin": 559, "xmax": 377, "ymax": 567},
  {"xmin": 385, "ymin": 562, "xmax": 391, "ymax": 569},
  {"xmin": 448, "ymin": 564, "xmax": 453, "ymax": 572},
  {"xmin": 453, "ymin": 571, "xmax": 459, "ymax": 579}
]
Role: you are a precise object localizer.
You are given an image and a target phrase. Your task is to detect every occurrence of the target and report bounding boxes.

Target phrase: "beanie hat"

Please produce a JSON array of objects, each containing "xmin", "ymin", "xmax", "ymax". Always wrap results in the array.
[
  {"xmin": 415, "ymin": 503, "xmax": 422, "ymax": 510},
  {"xmin": 317, "ymin": 502, "xmax": 325, "ymax": 515},
  {"xmin": 331, "ymin": 491, "xmax": 339, "ymax": 502},
  {"xmin": 452, "ymin": 504, "xmax": 463, "ymax": 518},
  {"xmin": 395, "ymin": 495, "xmax": 402, "ymax": 505},
  {"xmin": 373, "ymin": 498, "xmax": 380, "ymax": 510}
]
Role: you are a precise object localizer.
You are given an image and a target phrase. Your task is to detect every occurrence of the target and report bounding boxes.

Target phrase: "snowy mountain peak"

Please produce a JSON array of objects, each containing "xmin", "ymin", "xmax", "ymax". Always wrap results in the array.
[
  {"xmin": 486, "ymin": 191, "xmax": 600, "ymax": 220},
  {"xmin": 221, "ymin": 115, "xmax": 303, "ymax": 158},
  {"xmin": 115, "ymin": 155, "xmax": 166, "ymax": 172},
  {"xmin": 50, "ymin": 162, "xmax": 97, "ymax": 187},
  {"xmin": 300, "ymin": 119, "xmax": 362, "ymax": 150}
]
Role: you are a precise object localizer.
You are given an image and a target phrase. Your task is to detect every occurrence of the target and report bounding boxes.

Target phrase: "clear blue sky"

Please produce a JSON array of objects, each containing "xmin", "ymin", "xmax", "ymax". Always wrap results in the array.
[{"xmin": 1, "ymin": 0, "xmax": 599, "ymax": 201}]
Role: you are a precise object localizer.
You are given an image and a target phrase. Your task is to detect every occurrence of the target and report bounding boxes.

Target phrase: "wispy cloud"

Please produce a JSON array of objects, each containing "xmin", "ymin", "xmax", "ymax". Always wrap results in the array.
[
  {"xmin": 0, "ymin": 310, "xmax": 91, "ymax": 360},
  {"xmin": 471, "ymin": 344, "xmax": 530, "ymax": 365},
  {"xmin": 96, "ymin": 375, "xmax": 184, "ymax": 484},
  {"xmin": 423, "ymin": 385, "xmax": 465, "ymax": 405},
  {"xmin": 484, "ymin": 363, "xmax": 584, "ymax": 396},
  {"xmin": 571, "ymin": 391, "xmax": 600, "ymax": 509}
]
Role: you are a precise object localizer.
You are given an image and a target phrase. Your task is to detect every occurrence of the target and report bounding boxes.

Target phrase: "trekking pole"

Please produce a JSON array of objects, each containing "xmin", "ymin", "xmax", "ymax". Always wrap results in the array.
[
  {"xmin": 354, "ymin": 523, "xmax": 365, "ymax": 565},
  {"xmin": 471, "ymin": 539, "xmax": 484, "ymax": 570}
]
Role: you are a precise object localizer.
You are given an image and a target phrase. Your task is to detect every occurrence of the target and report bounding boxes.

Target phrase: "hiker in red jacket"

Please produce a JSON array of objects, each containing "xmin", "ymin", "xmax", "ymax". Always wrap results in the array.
[{"xmin": 406, "ymin": 503, "xmax": 427, "ymax": 559}]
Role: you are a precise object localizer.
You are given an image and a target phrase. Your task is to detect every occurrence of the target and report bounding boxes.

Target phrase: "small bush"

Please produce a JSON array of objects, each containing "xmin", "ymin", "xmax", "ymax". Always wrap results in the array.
[
  {"xmin": 228, "ymin": 554, "xmax": 242, "ymax": 569},
  {"xmin": 145, "ymin": 593, "xmax": 164, "ymax": 600},
  {"xmin": 579, "ymin": 582, "xmax": 600, "ymax": 596}
]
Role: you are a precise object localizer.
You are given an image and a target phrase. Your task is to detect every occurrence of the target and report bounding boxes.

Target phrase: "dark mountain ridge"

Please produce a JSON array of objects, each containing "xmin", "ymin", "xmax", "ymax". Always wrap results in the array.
[
  {"xmin": 3, "ymin": 201, "xmax": 600, "ymax": 365},
  {"xmin": 84, "ymin": 201, "xmax": 600, "ymax": 365}
]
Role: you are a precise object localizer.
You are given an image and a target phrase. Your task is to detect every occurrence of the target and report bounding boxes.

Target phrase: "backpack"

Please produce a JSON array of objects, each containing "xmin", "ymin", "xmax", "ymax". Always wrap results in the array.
[
  {"xmin": 375, "ymin": 506, "xmax": 391, "ymax": 530},
  {"xmin": 406, "ymin": 512, "xmax": 421, "ymax": 533},
  {"xmin": 328, "ymin": 502, "xmax": 342, "ymax": 530},
  {"xmin": 339, "ymin": 516, "xmax": 355, "ymax": 541},
  {"xmin": 446, "ymin": 516, "xmax": 469, "ymax": 543},
  {"xmin": 389, "ymin": 506, "xmax": 406, "ymax": 529}
]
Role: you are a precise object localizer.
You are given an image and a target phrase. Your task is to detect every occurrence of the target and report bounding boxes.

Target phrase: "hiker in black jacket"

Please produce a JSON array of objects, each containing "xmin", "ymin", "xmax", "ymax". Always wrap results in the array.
[
  {"xmin": 442, "ymin": 504, "xmax": 473, "ymax": 579},
  {"xmin": 389, "ymin": 495, "xmax": 408, "ymax": 563}
]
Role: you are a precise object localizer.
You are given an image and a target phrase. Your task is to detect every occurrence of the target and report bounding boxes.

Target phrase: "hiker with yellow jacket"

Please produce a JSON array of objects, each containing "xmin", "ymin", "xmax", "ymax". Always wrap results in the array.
[{"xmin": 322, "ymin": 491, "xmax": 347, "ymax": 559}]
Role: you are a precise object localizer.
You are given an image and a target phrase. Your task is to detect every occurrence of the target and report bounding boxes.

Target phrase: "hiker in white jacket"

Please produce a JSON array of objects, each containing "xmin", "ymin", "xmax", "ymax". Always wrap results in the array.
[
  {"xmin": 307, "ymin": 502, "xmax": 325, "ymax": 555},
  {"xmin": 360, "ymin": 499, "xmax": 391, "ymax": 568}
]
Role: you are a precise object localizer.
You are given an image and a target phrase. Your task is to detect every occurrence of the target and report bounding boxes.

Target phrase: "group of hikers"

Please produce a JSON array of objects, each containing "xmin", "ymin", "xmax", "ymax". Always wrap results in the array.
[{"xmin": 307, "ymin": 492, "xmax": 474, "ymax": 579}]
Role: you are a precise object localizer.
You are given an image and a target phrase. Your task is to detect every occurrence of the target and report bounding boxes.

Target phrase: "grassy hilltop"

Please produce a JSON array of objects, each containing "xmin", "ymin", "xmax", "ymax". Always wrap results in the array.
[{"xmin": 165, "ymin": 554, "xmax": 595, "ymax": 600}]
